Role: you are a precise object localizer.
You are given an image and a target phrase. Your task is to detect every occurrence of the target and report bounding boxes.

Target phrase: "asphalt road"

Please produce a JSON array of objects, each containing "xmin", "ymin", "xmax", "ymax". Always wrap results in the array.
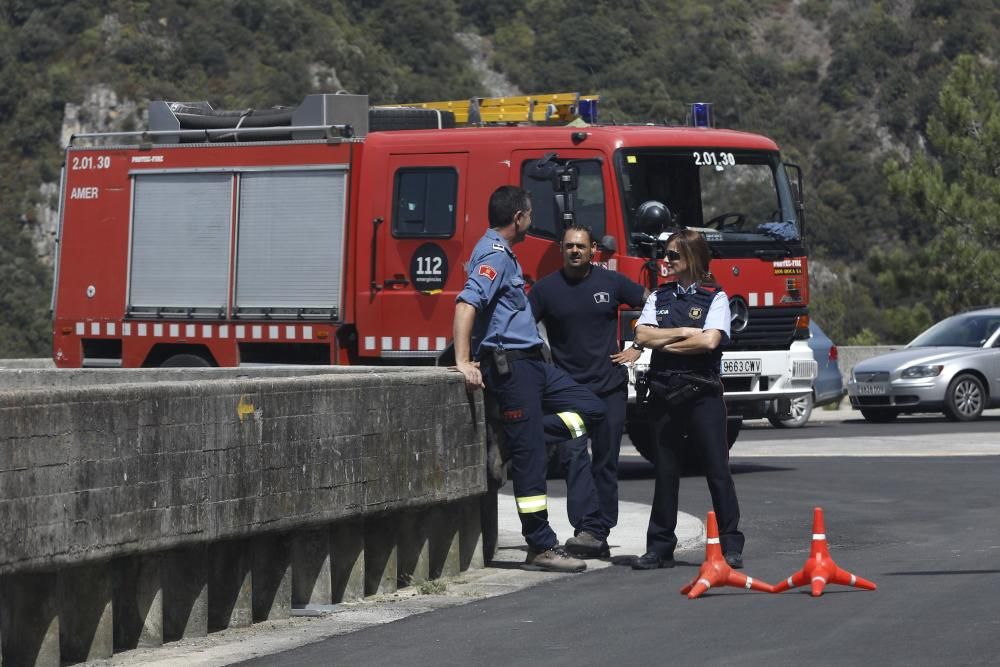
[{"xmin": 237, "ymin": 415, "xmax": 1000, "ymax": 667}]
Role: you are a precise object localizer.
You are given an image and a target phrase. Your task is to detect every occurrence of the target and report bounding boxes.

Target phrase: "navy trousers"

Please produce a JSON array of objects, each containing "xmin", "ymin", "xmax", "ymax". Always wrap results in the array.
[
  {"xmin": 483, "ymin": 357, "xmax": 605, "ymax": 551},
  {"xmin": 646, "ymin": 390, "xmax": 745, "ymax": 558}
]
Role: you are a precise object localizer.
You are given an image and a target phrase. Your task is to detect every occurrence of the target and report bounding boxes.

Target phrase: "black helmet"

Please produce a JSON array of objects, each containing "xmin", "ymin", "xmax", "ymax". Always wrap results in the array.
[{"xmin": 636, "ymin": 200, "xmax": 672, "ymax": 236}]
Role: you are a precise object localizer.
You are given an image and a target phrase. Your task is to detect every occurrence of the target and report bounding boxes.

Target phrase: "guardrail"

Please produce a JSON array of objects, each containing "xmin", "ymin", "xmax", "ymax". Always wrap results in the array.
[{"xmin": 0, "ymin": 367, "xmax": 487, "ymax": 666}]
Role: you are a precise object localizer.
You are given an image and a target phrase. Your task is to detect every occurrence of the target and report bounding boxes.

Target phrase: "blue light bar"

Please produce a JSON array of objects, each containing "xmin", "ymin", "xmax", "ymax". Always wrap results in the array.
[
  {"xmin": 690, "ymin": 102, "xmax": 713, "ymax": 128},
  {"xmin": 578, "ymin": 97, "xmax": 599, "ymax": 124}
]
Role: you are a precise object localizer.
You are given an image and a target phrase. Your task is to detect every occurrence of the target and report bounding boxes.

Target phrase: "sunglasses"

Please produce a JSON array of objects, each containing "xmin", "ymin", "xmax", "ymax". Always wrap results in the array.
[{"xmin": 665, "ymin": 250, "xmax": 682, "ymax": 261}]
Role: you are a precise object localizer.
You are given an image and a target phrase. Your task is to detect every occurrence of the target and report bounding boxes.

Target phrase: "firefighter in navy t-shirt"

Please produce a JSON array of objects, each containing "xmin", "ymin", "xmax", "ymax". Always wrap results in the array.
[{"xmin": 528, "ymin": 224, "xmax": 649, "ymax": 557}]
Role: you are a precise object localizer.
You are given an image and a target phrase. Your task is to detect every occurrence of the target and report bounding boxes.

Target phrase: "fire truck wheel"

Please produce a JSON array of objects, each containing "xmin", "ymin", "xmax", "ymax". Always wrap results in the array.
[
  {"xmin": 725, "ymin": 415, "xmax": 743, "ymax": 447},
  {"xmin": 625, "ymin": 416, "xmax": 657, "ymax": 464},
  {"xmin": 160, "ymin": 353, "xmax": 213, "ymax": 368},
  {"xmin": 766, "ymin": 394, "xmax": 813, "ymax": 428},
  {"xmin": 480, "ymin": 483, "xmax": 499, "ymax": 564}
]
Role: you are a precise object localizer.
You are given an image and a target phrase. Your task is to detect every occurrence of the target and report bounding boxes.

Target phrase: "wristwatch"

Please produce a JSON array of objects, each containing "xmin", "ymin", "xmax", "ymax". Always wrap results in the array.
[{"xmin": 630, "ymin": 341, "xmax": 644, "ymax": 351}]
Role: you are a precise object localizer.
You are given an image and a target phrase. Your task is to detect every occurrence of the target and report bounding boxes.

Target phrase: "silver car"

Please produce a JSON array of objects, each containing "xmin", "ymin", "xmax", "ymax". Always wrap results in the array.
[{"xmin": 848, "ymin": 307, "xmax": 1000, "ymax": 422}]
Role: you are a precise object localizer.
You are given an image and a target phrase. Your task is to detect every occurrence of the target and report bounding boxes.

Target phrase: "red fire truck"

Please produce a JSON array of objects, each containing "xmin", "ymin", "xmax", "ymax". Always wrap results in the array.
[{"xmin": 51, "ymin": 92, "xmax": 816, "ymax": 457}]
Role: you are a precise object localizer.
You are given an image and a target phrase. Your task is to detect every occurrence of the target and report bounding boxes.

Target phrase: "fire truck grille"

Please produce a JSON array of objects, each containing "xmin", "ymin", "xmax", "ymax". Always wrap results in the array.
[{"xmin": 728, "ymin": 307, "xmax": 807, "ymax": 351}]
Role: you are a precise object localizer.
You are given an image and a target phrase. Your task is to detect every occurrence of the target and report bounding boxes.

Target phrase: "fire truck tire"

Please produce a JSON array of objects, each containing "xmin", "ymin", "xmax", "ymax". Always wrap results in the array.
[
  {"xmin": 726, "ymin": 415, "xmax": 742, "ymax": 447},
  {"xmin": 766, "ymin": 394, "xmax": 813, "ymax": 428},
  {"xmin": 480, "ymin": 482, "xmax": 499, "ymax": 563},
  {"xmin": 368, "ymin": 108, "xmax": 457, "ymax": 131},
  {"xmin": 160, "ymin": 353, "xmax": 213, "ymax": 368}
]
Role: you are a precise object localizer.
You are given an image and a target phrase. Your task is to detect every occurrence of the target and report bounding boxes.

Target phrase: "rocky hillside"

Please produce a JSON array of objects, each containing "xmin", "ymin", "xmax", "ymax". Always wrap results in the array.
[{"xmin": 1, "ymin": 0, "xmax": 997, "ymax": 355}]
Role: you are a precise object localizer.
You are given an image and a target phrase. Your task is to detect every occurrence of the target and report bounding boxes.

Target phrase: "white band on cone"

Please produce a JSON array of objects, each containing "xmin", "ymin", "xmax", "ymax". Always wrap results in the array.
[
  {"xmin": 812, "ymin": 533, "xmax": 826, "ymax": 540},
  {"xmin": 706, "ymin": 537, "xmax": 720, "ymax": 544},
  {"xmin": 698, "ymin": 578, "xmax": 712, "ymax": 590},
  {"xmin": 745, "ymin": 577, "xmax": 753, "ymax": 589}
]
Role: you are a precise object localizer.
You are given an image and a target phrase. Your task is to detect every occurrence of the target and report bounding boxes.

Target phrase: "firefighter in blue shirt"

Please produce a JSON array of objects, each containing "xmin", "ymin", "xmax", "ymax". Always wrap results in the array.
[
  {"xmin": 529, "ymin": 224, "xmax": 649, "ymax": 557},
  {"xmin": 454, "ymin": 185, "xmax": 605, "ymax": 573},
  {"xmin": 632, "ymin": 229, "xmax": 746, "ymax": 571}
]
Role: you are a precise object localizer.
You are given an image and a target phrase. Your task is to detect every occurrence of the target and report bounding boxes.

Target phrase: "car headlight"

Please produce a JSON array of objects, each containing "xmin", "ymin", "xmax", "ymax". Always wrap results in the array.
[{"xmin": 900, "ymin": 364, "xmax": 943, "ymax": 379}]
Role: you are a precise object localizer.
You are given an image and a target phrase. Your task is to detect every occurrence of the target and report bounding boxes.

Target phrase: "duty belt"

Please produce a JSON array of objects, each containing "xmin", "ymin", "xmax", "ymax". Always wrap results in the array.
[{"xmin": 482, "ymin": 345, "xmax": 548, "ymax": 376}]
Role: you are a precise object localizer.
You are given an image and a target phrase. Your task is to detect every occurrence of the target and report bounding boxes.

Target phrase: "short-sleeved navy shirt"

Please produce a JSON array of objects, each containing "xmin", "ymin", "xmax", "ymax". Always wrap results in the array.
[{"xmin": 529, "ymin": 266, "xmax": 646, "ymax": 394}]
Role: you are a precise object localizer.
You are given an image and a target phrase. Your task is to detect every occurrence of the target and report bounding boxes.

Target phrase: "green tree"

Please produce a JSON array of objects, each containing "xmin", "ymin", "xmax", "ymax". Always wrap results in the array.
[{"xmin": 881, "ymin": 54, "xmax": 1000, "ymax": 332}]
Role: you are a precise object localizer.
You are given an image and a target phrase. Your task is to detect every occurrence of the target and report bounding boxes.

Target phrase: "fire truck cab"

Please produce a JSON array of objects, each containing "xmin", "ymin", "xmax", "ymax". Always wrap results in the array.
[{"xmin": 52, "ymin": 92, "xmax": 816, "ymax": 456}]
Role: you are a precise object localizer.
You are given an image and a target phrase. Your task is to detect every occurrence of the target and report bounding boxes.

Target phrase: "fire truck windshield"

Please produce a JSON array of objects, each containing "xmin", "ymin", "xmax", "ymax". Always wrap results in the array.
[{"xmin": 617, "ymin": 149, "xmax": 800, "ymax": 249}]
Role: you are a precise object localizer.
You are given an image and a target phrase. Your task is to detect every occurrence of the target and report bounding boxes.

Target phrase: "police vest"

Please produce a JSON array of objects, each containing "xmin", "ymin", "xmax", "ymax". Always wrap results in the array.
[{"xmin": 648, "ymin": 282, "xmax": 723, "ymax": 376}]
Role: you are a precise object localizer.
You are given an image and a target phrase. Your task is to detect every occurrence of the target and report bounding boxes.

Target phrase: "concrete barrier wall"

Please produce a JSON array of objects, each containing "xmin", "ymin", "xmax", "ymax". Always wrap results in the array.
[
  {"xmin": 0, "ymin": 358, "xmax": 55, "ymax": 370},
  {"xmin": 0, "ymin": 368, "xmax": 487, "ymax": 665}
]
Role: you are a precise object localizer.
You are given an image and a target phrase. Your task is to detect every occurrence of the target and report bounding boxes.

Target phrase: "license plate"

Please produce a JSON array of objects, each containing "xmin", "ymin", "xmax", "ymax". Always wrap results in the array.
[
  {"xmin": 857, "ymin": 382, "xmax": 887, "ymax": 395},
  {"xmin": 722, "ymin": 358, "xmax": 761, "ymax": 375}
]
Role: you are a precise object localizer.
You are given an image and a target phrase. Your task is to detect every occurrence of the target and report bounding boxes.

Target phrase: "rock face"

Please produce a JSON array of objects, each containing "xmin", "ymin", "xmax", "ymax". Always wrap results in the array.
[
  {"xmin": 32, "ymin": 85, "xmax": 142, "ymax": 264},
  {"xmin": 454, "ymin": 32, "xmax": 521, "ymax": 98}
]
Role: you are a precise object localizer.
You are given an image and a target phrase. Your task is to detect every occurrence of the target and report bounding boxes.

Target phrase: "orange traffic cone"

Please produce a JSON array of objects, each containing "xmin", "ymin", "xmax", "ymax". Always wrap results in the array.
[
  {"xmin": 680, "ymin": 511, "xmax": 775, "ymax": 599},
  {"xmin": 772, "ymin": 507, "xmax": 877, "ymax": 597}
]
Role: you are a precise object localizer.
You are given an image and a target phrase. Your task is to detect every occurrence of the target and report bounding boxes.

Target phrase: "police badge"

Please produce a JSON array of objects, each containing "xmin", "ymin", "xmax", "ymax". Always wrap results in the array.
[{"xmin": 688, "ymin": 306, "xmax": 703, "ymax": 319}]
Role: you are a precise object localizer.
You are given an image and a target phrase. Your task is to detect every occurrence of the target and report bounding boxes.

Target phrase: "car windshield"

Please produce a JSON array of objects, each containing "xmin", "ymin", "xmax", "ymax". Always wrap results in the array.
[{"xmin": 908, "ymin": 313, "xmax": 1000, "ymax": 348}]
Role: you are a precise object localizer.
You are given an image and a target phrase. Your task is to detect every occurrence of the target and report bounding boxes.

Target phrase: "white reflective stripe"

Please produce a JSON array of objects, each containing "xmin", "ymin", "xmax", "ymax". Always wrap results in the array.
[
  {"xmin": 698, "ymin": 578, "xmax": 712, "ymax": 590},
  {"xmin": 787, "ymin": 576, "xmax": 794, "ymax": 586},
  {"xmin": 812, "ymin": 533, "xmax": 826, "ymax": 540},
  {"xmin": 516, "ymin": 495, "xmax": 547, "ymax": 513},
  {"xmin": 850, "ymin": 574, "xmax": 856, "ymax": 585},
  {"xmin": 707, "ymin": 537, "xmax": 720, "ymax": 544},
  {"xmin": 557, "ymin": 411, "xmax": 586, "ymax": 438},
  {"xmin": 812, "ymin": 576, "xmax": 826, "ymax": 584},
  {"xmin": 745, "ymin": 577, "xmax": 753, "ymax": 589}
]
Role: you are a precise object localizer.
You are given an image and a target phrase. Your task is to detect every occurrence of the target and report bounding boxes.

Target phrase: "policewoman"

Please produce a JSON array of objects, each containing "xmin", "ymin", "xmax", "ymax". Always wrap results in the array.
[
  {"xmin": 453, "ymin": 185, "xmax": 605, "ymax": 573},
  {"xmin": 631, "ymin": 229, "xmax": 745, "ymax": 570}
]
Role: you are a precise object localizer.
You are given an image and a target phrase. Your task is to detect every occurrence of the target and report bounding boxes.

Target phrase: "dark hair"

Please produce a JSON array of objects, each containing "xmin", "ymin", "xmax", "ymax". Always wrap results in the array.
[
  {"xmin": 488, "ymin": 186, "xmax": 531, "ymax": 228},
  {"xmin": 561, "ymin": 223, "xmax": 594, "ymax": 245},
  {"xmin": 666, "ymin": 229, "xmax": 717, "ymax": 285}
]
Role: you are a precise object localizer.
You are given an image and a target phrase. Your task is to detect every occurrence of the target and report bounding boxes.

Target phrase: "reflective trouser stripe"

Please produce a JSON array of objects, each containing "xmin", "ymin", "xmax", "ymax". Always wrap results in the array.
[
  {"xmin": 516, "ymin": 495, "xmax": 547, "ymax": 513},
  {"xmin": 556, "ymin": 411, "xmax": 587, "ymax": 438}
]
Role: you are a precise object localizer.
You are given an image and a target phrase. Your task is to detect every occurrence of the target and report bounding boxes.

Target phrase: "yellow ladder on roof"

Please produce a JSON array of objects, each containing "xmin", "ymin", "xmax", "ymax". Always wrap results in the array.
[{"xmin": 382, "ymin": 92, "xmax": 598, "ymax": 125}]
